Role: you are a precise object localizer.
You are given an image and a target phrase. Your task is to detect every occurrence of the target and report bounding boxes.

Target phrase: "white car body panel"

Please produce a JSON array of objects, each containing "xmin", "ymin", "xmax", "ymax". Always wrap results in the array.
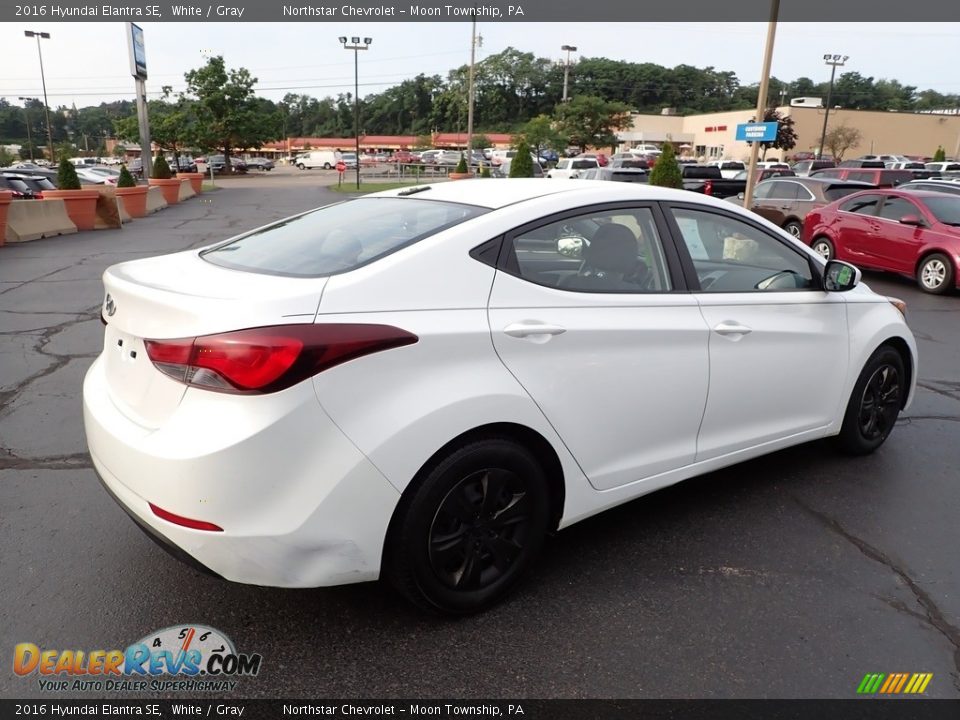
[{"xmin": 82, "ymin": 179, "xmax": 919, "ymax": 589}]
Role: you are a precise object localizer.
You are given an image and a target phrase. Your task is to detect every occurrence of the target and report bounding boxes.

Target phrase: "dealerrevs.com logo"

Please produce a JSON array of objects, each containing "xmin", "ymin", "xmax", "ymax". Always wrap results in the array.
[{"xmin": 13, "ymin": 625, "xmax": 262, "ymax": 693}]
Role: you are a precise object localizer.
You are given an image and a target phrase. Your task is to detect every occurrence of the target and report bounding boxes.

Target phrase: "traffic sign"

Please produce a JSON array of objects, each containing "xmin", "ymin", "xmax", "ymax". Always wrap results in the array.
[{"xmin": 736, "ymin": 122, "xmax": 778, "ymax": 143}]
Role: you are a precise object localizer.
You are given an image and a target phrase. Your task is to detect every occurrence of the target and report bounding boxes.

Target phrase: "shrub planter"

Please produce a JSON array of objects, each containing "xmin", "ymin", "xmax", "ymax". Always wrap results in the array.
[
  {"xmin": 42, "ymin": 189, "xmax": 101, "ymax": 231},
  {"xmin": 448, "ymin": 172, "xmax": 473, "ymax": 180},
  {"xmin": 177, "ymin": 172, "xmax": 204, "ymax": 194},
  {"xmin": 115, "ymin": 185, "xmax": 149, "ymax": 218},
  {"xmin": 0, "ymin": 190, "xmax": 12, "ymax": 246},
  {"xmin": 148, "ymin": 178, "xmax": 182, "ymax": 205}
]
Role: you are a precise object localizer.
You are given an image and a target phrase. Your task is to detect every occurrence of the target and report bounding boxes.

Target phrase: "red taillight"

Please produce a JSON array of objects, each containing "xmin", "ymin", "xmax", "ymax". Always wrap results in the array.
[
  {"xmin": 144, "ymin": 324, "xmax": 418, "ymax": 394},
  {"xmin": 149, "ymin": 503, "xmax": 223, "ymax": 532},
  {"xmin": 704, "ymin": 180, "xmax": 714, "ymax": 196}
]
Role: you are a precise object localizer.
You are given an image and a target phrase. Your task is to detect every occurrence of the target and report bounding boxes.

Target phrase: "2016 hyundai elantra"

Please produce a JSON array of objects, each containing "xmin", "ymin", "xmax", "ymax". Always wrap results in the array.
[{"xmin": 83, "ymin": 180, "xmax": 917, "ymax": 613}]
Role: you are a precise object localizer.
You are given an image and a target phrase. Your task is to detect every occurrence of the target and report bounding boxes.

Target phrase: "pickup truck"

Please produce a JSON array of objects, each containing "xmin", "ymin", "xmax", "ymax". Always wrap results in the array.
[{"xmin": 681, "ymin": 165, "xmax": 747, "ymax": 198}]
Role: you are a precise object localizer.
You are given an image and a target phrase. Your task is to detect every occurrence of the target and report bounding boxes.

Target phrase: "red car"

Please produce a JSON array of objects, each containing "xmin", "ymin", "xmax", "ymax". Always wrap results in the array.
[
  {"xmin": 390, "ymin": 151, "xmax": 418, "ymax": 164},
  {"xmin": 802, "ymin": 189, "xmax": 960, "ymax": 294}
]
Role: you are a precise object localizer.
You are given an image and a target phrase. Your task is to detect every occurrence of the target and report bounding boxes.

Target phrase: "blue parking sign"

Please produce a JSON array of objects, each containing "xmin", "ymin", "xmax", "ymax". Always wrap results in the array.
[{"xmin": 736, "ymin": 122, "xmax": 778, "ymax": 142}]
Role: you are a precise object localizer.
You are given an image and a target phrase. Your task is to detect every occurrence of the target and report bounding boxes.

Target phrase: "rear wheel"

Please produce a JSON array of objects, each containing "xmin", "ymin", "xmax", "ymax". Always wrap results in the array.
[
  {"xmin": 323, "ymin": 163, "xmax": 332, "ymax": 170},
  {"xmin": 916, "ymin": 253, "xmax": 954, "ymax": 294},
  {"xmin": 783, "ymin": 220, "xmax": 803, "ymax": 238},
  {"xmin": 835, "ymin": 346, "xmax": 905, "ymax": 455},
  {"xmin": 385, "ymin": 437, "xmax": 550, "ymax": 614},
  {"xmin": 811, "ymin": 236, "xmax": 834, "ymax": 261}
]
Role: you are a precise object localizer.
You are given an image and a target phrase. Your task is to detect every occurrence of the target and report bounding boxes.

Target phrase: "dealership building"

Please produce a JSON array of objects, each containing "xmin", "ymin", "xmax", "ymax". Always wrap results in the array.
[{"xmin": 619, "ymin": 106, "xmax": 960, "ymax": 161}]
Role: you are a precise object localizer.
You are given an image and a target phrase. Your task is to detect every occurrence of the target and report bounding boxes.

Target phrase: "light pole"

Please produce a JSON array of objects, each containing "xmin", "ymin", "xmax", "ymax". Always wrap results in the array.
[
  {"xmin": 466, "ymin": 14, "xmax": 478, "ymax": 167},
  {"xmin": 18, "ymin": 97, "xmax": 36, "ymax": 162},
  {"xmin": 339, "ymin": 36, "xmax": 371, "ymax": 190},
  {"xmin": 24, "ymin": 31, "xmax": 56, "ymax": 163},
  {"xmin": 817, "ymin": 53, "xmax": 848, "ymax": 161},
  {"xmin": 560, "ymin": 45, "xmax": 577, "ymax": 102}
]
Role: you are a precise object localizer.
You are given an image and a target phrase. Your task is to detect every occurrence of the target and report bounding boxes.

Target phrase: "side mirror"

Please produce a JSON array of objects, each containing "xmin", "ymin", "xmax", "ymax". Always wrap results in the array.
[
  {"xmin": 557, "ymin": 236, "xmax": 584, "ymax": 258},
  {"xmin": 737, "ymin": 192, "xmax": 745, "ymax": 200},
  {"xmin": 899, "ymin": 214, "xmax": 924, "ymax": 227},
  {"xmin": 823, "ymin": 260, "xmax": 861, "ymax": 292}
]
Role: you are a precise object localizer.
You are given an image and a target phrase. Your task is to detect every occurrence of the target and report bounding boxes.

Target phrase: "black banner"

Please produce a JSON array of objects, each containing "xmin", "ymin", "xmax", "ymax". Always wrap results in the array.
[
  {"xmin": 3, "ymin": 0, "xmax": 960, "ymax": 22},
  {"xmin": 3, "ymin": 700, "xmax": 960, "ymax": 720}
]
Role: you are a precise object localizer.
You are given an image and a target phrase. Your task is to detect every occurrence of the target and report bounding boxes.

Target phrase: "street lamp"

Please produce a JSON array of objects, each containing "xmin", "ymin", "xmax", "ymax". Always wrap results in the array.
[
  {"xmin": 560, "ymin": 44, "xmax": 578, "ymax": 102},
  {"xmin": 339, "ymin": 36, "xmax": 372, "ymax": 190},
  {"xmin": 24, "ymin": 31, "xmax": 56, "ymax": 163},
  {"xmin": 817, "ymin": 53, "xmax": 849, "ymax": 161},
  {"xmin": 18, "ymin": 97, "xmax": 36, "ymax": 162}
]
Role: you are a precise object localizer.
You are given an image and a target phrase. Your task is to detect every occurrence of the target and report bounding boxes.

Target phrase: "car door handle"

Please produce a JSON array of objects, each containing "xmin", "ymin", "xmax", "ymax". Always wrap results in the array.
[
  {"xmin": 778, "ymin": 205, "xmax": 792, "ymax": 210},
  {"xmin": 503, "ymin": 321, "xmax": 567, "ymax": 338},
  {"xmin": 713, "ymin": 321, "xmax": 752, "ymax": 337}
]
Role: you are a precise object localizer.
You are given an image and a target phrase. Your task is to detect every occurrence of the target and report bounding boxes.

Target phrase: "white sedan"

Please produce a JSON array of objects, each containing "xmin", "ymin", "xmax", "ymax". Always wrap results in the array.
[{"xmin": 83, "ymin": 180, "xmax": 917, "ymax": 614}]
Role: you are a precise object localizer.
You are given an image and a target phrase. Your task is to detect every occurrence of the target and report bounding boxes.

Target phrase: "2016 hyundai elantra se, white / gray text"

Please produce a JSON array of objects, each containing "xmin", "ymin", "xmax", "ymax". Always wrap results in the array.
[{"xmin": 83, "ymin": 180, "xmax": 917, "ymax": 613}]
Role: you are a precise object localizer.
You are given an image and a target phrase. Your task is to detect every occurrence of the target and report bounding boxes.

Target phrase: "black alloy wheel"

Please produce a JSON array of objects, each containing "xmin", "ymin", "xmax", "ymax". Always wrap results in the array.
[{"xmin": 836, "ymin": 346, "xmax": 905, "ymax": 455}]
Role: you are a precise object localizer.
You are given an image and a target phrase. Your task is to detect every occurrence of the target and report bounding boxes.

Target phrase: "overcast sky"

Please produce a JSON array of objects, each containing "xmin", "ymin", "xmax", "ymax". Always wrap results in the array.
[{"xmin": 2, "ymin": 22, "xmax": 959, "ymax": 109}]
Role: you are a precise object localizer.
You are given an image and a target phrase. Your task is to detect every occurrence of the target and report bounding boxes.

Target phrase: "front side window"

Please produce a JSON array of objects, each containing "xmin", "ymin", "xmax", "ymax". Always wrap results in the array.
[
  {"xmin": 507, "ymin": 207, "xmax": 673, "ymax": 293},
  {"xmin": 878, "ymin": 196, "xmax": 920, "ymax": 221},
  {"xmin": 201, "ymin": 198, "xmax": 486, "ymax": 277},
  {"xmin": 670, "ymin": 208, "xmax": 814, "ymax": 292}
]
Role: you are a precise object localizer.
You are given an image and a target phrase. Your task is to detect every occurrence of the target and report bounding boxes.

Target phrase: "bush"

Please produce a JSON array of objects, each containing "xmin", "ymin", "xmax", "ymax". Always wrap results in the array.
[
  {"xmin": 57, "ymin": 157, "xmax": 82, "ymax": 190},
  {"xmin": 648, "ymin": 143, "xmax": 683, "ymax": 189},
  {"xmin": 151, "ymin": 155, "xmax": 172, "ymax": 180},
  {"xmin": 480, "ymin": 164, "xmax": 491, "ymax": 178},
  {"xmin": 455, "ymin": 153, "xmax": 468, "ymax": 173},
  {"xmin": 509, "ymin": 140, "xmax": 534, "ymax": 178},
  {"xmin": 117, "ymin": 165, "xmax": 137, "ymax": 188},
  {"xmin": 933, "ymin": 146, "xmax": 946, "ymax": 162}
]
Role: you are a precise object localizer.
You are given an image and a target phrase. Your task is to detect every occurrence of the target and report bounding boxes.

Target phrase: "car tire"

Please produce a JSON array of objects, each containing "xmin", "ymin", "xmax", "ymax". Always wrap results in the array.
[
  {"xmin": 385, "ymin": 436, "xmax": 551, "ymax": 615},
  {"xmin": 811, "ymin": 236, "xmax": 834, "ymax": 261},
  {"xmin": 783, "ymin": 220, "xmax": 803, "ymax": 238},
  {"xmin": 834, "ymin": 345, "xmax": 905, "ymax": 456},
  {"xmin": 296, "ymin": 163, "xmax": 304, "ymax": 170},
  {"xmin": 916, "ymin": 253, "xmax": 954, "ymax": 295},
  {"xmin": 323, "ymin": 163, "xmax": 332, "ymax": 170}
]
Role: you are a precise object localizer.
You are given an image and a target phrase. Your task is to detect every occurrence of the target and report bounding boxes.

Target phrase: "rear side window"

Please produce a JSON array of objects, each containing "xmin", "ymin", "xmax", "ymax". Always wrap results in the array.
[
  {"xmin": 839, "ymin": 195, "xmax": 882, "ymax": 215},
  {"xmin": 201, "ymin": 198, "xmax": 486, "ymax": 277}
]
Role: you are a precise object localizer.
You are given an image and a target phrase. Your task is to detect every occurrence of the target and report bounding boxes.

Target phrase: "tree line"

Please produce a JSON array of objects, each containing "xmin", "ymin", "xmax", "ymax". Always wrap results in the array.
[{"xmin": 1, "ymin": 48, "xmax": 957, "ymax": 160}]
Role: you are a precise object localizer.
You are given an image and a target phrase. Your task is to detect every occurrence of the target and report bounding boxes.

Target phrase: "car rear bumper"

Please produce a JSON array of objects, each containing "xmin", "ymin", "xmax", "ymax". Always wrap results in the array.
[{"xmin": 83, "ymin": 354, "xmax": 400, "ymax": 588}]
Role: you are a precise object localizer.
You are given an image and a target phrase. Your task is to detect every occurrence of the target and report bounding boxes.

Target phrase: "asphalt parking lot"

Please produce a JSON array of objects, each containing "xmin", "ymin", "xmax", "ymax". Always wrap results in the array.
[{"xmin": 1, "ymin": 168, "xmax": 958, "ymax": 700}]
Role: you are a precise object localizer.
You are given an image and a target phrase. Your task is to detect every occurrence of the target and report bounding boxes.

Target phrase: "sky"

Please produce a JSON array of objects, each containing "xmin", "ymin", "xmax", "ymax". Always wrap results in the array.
[{"xmin": 2, "ymin": 22, "xmax": 959, "ymax": 109}]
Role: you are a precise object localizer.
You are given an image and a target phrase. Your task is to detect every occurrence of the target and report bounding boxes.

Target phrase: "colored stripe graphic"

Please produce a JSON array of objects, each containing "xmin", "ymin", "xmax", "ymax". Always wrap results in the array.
[{"xmin": 857, "ymin": 672, "xmax": 932, "ymax": 694}]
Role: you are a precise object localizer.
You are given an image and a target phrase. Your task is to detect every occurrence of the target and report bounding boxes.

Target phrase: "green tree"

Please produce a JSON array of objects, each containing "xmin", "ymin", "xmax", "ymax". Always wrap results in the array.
[
  {"xmin": 518, "ymin": 114, "xmax": 565, "ymax": 160},
  {"xmin": 151, "ymin": 154, "xmax": 172, "ymax": 180},
  {"xmin": 455, "ymin": 153, "xmax": 468, "ymax": 173},
  {"xmin": 0, "ymin": 147, "xmax": 15, "ymax": 167},
  {"xmin": 755, "ymin": 108, "xmax": 797, "ymax": 160},
  {"xmin": 648, "ymin": 142, "xmax": 682, "ymax": 188},
  {"xmin": 823, "ymin": 124, "xmax": 862, "ymax": 163},
  {"xmin": 57, "ymin": 157, "xmax": 82, "ymax": 190},
  {"xmin": 554, "ymin": 95, "xmax": 631, "ymax": 153},
  {"xmin": 509, "ymin": 140, "xmax": 534, "ymax": 177},
  {"xmin": 183, "ymin": 56, "xmax": 280, "ymax": 171},
  {"xmin": 933, "ymin": 146, "xmax": 946, "ymax": 162},
  {"xmin": 117, "ymin": 165, "xmax": 136, "ymax": 188}
]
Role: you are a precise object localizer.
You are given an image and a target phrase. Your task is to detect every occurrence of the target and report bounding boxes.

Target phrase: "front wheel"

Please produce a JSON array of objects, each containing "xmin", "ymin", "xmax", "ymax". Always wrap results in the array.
[
  {"xmin": 296, "ymin": 163, "xmax": 305, "ymax": 170},
  {"xmin": 835, "ymin": 346, "xmax": 905, "ymax": 455},
  {"xmin": 811, "ymin": 236, "xmax": 834, "ymax": 261},
  {"xmin": 916, "ymin": 253, "xmax": 954, "ymax": 295},
  {"xmin": 385, "ymin": 437, "xmax": 551, "ymax": 614},
  {"xmin": 323, "ymin": 163, "xmax": 332, "ymax": 170}
]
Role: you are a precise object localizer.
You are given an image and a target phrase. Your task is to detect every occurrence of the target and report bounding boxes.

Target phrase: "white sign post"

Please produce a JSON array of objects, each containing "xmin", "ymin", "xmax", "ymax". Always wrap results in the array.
[{"xmin": 126, "ymin": 23, "xmax": 152, "ymax": 179}]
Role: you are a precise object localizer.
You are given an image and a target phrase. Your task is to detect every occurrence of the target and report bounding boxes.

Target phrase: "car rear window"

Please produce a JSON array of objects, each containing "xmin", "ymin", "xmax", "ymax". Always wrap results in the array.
[
  {"xmin": 824, "ymin": 185, "xmax": 870, "ymax": 201},
  {"xmin": 200, "ymin": 197, "xmax": 487, "ymax": 277}
]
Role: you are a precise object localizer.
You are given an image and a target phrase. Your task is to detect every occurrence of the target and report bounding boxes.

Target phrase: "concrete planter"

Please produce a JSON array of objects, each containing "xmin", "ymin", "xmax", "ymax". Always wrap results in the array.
[
  {"xmin": 42, "ymin": 189, "xmax": 100, "ymax": 231},
  {"xmin": 448, "ymin": 172, "xmax": 473, "ymax": 180},
  {"xmin": 0, "ymin": 190, "xmax": 12, "ymax": 246},
  {"xmin": 115, "ymin": 185, "xmax": 149, "ymax": 218},
  {"xmin": 177, "ymin": 172, "xmax": 204, "ymax": 194},
  {"xmin": 148, "ymin": 178, "xmax": 182, "ymax": 205}
]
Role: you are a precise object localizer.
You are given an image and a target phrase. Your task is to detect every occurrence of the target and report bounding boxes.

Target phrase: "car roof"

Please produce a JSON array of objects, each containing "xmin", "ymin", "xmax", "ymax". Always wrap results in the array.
[{"xmin": 367, "ymin": 178, "xmax": 729, "ymax": 210}]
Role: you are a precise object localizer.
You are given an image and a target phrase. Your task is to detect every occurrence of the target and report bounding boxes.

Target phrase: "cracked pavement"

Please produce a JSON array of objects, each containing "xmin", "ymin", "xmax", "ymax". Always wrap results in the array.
[{"xmin": 2, "ymin": 169, "xmax": 959, "ymax": 699}]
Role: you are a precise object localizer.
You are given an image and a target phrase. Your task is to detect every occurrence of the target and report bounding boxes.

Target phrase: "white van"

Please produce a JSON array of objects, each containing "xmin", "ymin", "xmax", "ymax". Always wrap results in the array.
[
  {"xmin": 295, "ymin": 150, "xmax": 339, "ymax": 170},
  {"xmin": 69, "ymin": 157, "xmax": 99, "ymax": 167}
]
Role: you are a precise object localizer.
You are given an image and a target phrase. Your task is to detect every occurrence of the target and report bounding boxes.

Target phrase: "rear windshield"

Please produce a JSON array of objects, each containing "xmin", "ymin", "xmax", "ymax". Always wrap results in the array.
[
  {"xmin": 201, "ymin": 197, "xmax": 487, "ymax": 277},
  {"xmin": 610, "ymin": 171, "xmax": 649, "ymax": 183},
  {"xmin": 824, "ymin": 185, "xmax": 870, "ymax": 201}
]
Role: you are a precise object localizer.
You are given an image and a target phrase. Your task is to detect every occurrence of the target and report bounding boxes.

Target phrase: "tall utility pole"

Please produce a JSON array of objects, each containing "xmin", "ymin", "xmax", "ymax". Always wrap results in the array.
[
  {"xmin": 466, "ymin": 13, "xmax": 478, "ymax": 166},
  {"xmin": 742, "ymin": 0, "xmax": 780, "ymax": 210},
  {"xmin": 18, "ymin": 97, "xmax": 36, "ymax": 162},
  {"xmin": 561, "ymin": 44, "xmax": 577, "ymax": 102},
  {"xmin": 817, "ymin": 54, "xmax": 848, "ymax": 160},
  {"xmin": 24, "ymin": 31, "xmax": 55, "ymax": 162},
  {"xmin": 339, "ymin": 36, "xmax": 372, "ymax": 190}
]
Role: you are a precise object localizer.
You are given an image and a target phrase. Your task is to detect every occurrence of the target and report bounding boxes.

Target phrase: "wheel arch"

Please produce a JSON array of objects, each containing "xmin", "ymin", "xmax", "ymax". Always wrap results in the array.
[
  {"xmin": 382, "ymin": 422, "xmax": 566, "ymax": 569},
  {"xmin": 878, "ymin": 336, "xmax": 914, "ymax": 410}
]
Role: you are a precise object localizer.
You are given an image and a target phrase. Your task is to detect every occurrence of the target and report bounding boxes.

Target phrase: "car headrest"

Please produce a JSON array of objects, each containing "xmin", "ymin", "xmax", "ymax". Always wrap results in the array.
[{"xmin": 585, "ymin": 224, "xmax": 637, "ymax": 273}]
